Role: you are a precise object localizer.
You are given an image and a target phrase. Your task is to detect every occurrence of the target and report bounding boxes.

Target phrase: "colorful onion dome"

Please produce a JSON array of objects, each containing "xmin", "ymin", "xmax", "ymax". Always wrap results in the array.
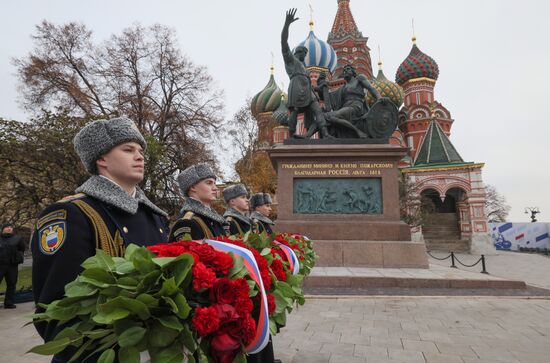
[
  {"xmin": 250, "ymin": 68, "xmax": 283, "ymax": 116},
  {"xmin": 395, "ymin": 37, "xmax": 439, "ymax": 86},
  {"xmin": 272, "ymin": 94, "xmax": 289, "ymax": 126},
  {"xmin": 296, "ymin": 21, "xmax": 338, "ymax": 73},
  {"xmin": 367, "ymin": 61, "xmax": 404, "ymax": 108}
]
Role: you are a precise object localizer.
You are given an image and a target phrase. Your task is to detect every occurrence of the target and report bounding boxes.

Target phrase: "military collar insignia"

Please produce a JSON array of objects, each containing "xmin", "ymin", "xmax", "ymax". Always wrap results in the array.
[
  {"xmin": 223, "ymin": 208, "xmax": 252, "ymax": 226},
  {"xmin": 250, "ymin": 211, "xmax": 274, "ymax": 225},
  {"xmin": 180, "ymin": 198, "xmax": 225, "ymax": 224},
  {"xmin": 76, "ymin": 176, "xmax": 167, "ymax": 217}
]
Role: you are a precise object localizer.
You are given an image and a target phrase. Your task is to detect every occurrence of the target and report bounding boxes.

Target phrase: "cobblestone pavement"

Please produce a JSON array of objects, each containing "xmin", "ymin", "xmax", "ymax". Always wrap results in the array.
[
  {"xmin": 4, "ymin": 298, "xmax": 550, "ymax": 363},
  {"xmin": 273, "ymin": 297, "xmax": 550, "ymax": 363}
]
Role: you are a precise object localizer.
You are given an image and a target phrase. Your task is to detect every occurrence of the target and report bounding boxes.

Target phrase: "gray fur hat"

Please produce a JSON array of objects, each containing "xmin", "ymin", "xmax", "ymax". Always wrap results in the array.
[
  {"xmin": 250, "ymin": 193, "xmax": 272, "ymax": 210},
  {"xmin": 223, "ymin": 184, "xmax": 248, "ymax": 203},
  {"xmin": 73, "ymin": 117, "xmax": 146, "ymax": 174},
  {"xmin": 177, "ymin": 163, "xmax": 217, "ymax": 196}
]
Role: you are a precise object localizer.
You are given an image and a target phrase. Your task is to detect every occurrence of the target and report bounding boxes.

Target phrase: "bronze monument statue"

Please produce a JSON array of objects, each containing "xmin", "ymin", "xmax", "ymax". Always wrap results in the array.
[
  {"xmin": 281, "ymin": 8, "xmax": 332, "ymax": 139},
  {"xmin": 280, "ymin": 8, "xmax": 399, "ymax": 142}
]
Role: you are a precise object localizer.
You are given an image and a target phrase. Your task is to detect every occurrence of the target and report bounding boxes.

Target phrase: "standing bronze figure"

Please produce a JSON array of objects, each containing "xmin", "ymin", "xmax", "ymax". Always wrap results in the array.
[{"xmin": 281, "ymin": 8, "xmax": 332, "ymax": 139}]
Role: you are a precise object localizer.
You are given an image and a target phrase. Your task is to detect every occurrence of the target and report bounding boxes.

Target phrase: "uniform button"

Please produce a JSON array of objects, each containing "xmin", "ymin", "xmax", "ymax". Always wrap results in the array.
[
  {"xmin": 123, "ymin": 227, "xmax": 129, "ymax": 233},
  {"xmin": 159, "ymin": 228, "xmax": 164, "ymax": 233}
]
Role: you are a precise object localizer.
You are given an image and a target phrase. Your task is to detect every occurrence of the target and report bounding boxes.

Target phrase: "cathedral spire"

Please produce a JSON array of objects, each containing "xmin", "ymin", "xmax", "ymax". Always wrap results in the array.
[{"xmin": 327, "ymin": 0, "xmax": 373, "ymax": 79}]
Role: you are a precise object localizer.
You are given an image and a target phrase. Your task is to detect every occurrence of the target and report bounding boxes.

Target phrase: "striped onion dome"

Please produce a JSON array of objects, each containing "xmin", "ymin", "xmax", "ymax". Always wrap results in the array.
[
  {"xmin": 250, "ymin": 70, "xmax": 283, "ymax": 117},
  {"xmin": 272, "ymin": 95, "xmax": 289, "ymax": 126},
  {"xmin": 395, "ymin": 37, "xmax": 439, "ymax": 86},
  {"xmin": 296, "ymin": 23, "xmax": 338, "ymax": 73},
  {"xmin": 367, "ymin": 61, "xmax": 404, "ymax": 108}
]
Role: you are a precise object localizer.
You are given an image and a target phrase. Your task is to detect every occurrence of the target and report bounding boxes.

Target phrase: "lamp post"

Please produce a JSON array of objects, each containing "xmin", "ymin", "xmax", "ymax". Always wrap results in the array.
[{"xmin": 524, "ymin": 207, "xmax": 540, "ymax": 223}]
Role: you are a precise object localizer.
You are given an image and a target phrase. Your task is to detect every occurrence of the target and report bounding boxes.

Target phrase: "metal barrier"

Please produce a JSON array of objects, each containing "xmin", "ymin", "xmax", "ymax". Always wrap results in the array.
[{"xmin": 426, "ymin": 251, "xmax": 488, "ymax": 274}]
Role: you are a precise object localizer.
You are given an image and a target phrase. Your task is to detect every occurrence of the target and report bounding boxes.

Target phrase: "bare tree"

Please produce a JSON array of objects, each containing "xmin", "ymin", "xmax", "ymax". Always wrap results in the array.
[
  {"xmin": 13, "ymin": 21, "xmax": 224, "ymax": 215},
  {"xmin": 485, "ymin": 184, "xmax": 511, "ymax": 222}
]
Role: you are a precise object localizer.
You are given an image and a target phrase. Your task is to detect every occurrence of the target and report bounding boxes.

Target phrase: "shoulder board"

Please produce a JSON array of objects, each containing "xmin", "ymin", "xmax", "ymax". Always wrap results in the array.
[
  {"xmin": 182, "ymin": 211, "xmax": 194, "ymax": 220},
  {"xmin": 57, "ymin": 193, "xmax": 87, "ymax": 203}
]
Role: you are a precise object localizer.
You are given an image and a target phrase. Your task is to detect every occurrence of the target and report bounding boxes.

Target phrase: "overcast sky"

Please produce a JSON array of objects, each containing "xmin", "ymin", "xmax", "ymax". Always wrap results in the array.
[{"xmin": 1, "ymin": 0, "xmax": 549, "ymax": 222}]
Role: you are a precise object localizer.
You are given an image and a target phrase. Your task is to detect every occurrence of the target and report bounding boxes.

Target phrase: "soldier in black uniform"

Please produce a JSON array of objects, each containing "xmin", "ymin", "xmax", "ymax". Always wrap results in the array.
[
  {"xmin": 169, "ymin": 163, "xmax": 226, "ymax": 241},
  {"xmin": 0, "ymin": 223, "xmax": 26, "ymax": 309},
  {"xmin": 250, "ymin": 193, "xmax": 275, "ymax": 234},
  {"xmin": 222, "ymin": 184, "xmax": 252, "ymax": 235},
  {"xmin": 31, "ymin": 117, "xmax": 168, "ymax": 363}
]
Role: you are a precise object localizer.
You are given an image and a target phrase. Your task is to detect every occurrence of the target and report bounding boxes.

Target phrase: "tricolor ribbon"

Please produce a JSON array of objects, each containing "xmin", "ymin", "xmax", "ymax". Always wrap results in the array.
[
  {"xmin": 274, "ymin": 241, "xmax": 300, "ymax": 275},
  {"xmin": 202, "ymin": 239, "xmax": 269, "ymax": 354}
]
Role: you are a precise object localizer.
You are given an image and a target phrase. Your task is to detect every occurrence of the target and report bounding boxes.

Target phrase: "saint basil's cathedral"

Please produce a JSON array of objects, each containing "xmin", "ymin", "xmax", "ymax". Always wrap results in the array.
[{"xmin": 250, "ymin": 0, "xmax": 493, "ymax": 253}]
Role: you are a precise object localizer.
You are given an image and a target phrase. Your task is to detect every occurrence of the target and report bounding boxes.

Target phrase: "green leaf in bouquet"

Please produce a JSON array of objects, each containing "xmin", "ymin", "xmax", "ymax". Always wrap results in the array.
[
  {"xmin": 161, "ymin": 296, "xmax": 178, "ymax": 313},
  {"xmin": 54, "ymin": 327, "xmax": 83, "ymax": 347},
  {"xmin": 269, "ymin": 318, "xmax": 278, "ymax": 336},
  {"xmin": 272, "ymin": 290, "xmax": 290, "ymax": 314},
  {"xmin": 67, "ymin": 338, "xmax": 95, "ymax": 363},
  {"xmin": 158, "ymin": 277, "xmax": 178, "ymax": 297},
  {"xmin": 45, "ymin": 300, "xmax": 81, "ymax": 321},
  {"xmin": 247, "ymin": 280, "xmax": 258, "ymax": 297},
  {"xmin": 285, "ymin": 274, "xmax": 304, "ymax": 286},
  {"xmin": 137, "ymin": 270, "xmax": 162, "ymax": 292},
  {"xmin": 273, "ymin": 311, "xmax": 287, "ymax": 326},
  {"xmin": 171, "ymin": 253, "xmax": 194, "ymax": 286},
  {"xmin": 27, "ymin": 337, "xmax": 72, "ymax": 355},
  {"xmin": 124, "ymin": 243, "xmax": 140, "ymax": 260},
  {"xmin": 118, "ymin": 326, "xmax": 147, "ymax": 347},
  {"xmin": 233, "ymin": 352, "xmax": 247, "ymax": 363},
  {"xmin": 260, "ymin": 247, "xmax": 272, "ymax": 256},
  {"xmin": 152, "ymin": 257, "xmax": 176, "ymax": 268},
  {"xmin": 95, "ymin": 249, "xmax": 116, "ymax": 273},
  {"xmin": 81, "ymin": 333, "xmax": 117, "ymax": 362},
  {"xmin": 93, "ymin": 308, "xmax": 130, "ymax": 324},
  {"xmin": 148, "ymin": 321, "xmax": 180, "ymax": 348},
  {"xmin": 173, "ymin": 293, "xmax": 191, "ymax": 319},
  {"xmin": 155, "ymin": 315, "xmax": 184, "ymax": 332},
  {"xmin": 115, "ymin": 260, "xmax": 136, "ymax": 275},
  {"xmin": 64, "ymin": 280, "xmax": 98, "ymax": 298},
  {"xmin": 113, "ymin": 319, "xmax": 140, "ymax": 335},
  {"xmin": 275, "ymin": 281, "xmax": 296, "ymax": 298},
  {"xmin": 178, "ymin": 324, "xmax": 197, "ymax": 352},
  {"xmin": 136, "ymin": 293, "xmax": 159, "ymax": 307},
  {"xmin": 100, "ymin": 296, "xmax": 151, "ymax": 320},
  {"xmin": 81, "ymin": 256, "xmax": 101, "ymax": 269},
  {"xmin": 97, "ymin": 348, "xmax": 116, "ymax": 363},
  {"xmin": 228, "ymin": 255, "xmax": 246, "ymax": 279},
  {"xmin": 83, "ymin": 329, "xmax": 113, "ymax": 340},
  {"xmin": 117, "ymin": 276, "xmax": 139, "ymax": 289},
  {"xmin": 81, "ymin": 268, "xmax": 116, "ymax": 285},
  {"xmin": 99, "ymin": 286, "xmax": 122, "ymax": 298},
  {"xmin": 132, "ymin": 248, "xmax": 157, "ymax": 273},
  {"xmin": 150, "ymin": 344, "xmax": 184, "ymax": 363},
  {"xmin": 118, "ymin": 346, "xmax": 140, "ymax": 363},
  {"xmin": 292, "ymin": 285, "xmax": 303, "ymax": 295},
  {"xmin": 73, "ymin": 320, "xmax": 96, "ymax": 332}
]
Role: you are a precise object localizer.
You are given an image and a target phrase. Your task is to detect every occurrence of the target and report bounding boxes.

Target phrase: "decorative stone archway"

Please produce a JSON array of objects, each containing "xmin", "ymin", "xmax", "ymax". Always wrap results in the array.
[{"xmin": 403, "ymin": 164, "xmax": 495, "ymax": 254}]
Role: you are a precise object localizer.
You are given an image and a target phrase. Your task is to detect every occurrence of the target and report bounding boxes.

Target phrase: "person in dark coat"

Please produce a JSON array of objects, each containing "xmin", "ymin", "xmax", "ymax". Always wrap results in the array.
[
  {"xmin": 31, "ymin": 117, "xmax": 168, "ymax": 363},
  {"xmin": 222, "ymin": 184, "xmax": 252, "ymax": 235},
  {"xmin": 0, "ymin": 223, "xmax": 25, "ymax": 308},
  {"xmin": 169, "ymin": 163, "xmax": 227, "ymax": 241},
  {"xmin": 250, "ymin": 193, "xmax": 275, "ymax": 234}
]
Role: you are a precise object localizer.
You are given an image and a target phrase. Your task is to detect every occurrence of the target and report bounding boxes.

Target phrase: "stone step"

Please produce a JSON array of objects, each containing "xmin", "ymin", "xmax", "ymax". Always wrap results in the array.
[
  {"xmin": 304, "ymin": 275, "xmax": 525, "ymax": 289},
  {"xmin": 426, "ymin": 240, "xmax": 470, "ymax": 253},
  {"xmin": 425, "ymin": 213, "xmax": 458, "ymax": 221}
]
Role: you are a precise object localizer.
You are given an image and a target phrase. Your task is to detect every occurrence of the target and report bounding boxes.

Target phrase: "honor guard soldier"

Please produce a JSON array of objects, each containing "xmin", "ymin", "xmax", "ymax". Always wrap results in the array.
[
  {"xmin": 31, "ymin": 117, "xmax": 169, "ymax": 362},
  {"xmin": 169, "ymin": 163, "xmax": 227, "ymax": 241},
  {"xmin": 222, "ymin": 184, "xmax": 252, "ymax": 235},
  {"xmin": 250, "ymin": 193, "xmax": 275, "ymax": 234}
]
